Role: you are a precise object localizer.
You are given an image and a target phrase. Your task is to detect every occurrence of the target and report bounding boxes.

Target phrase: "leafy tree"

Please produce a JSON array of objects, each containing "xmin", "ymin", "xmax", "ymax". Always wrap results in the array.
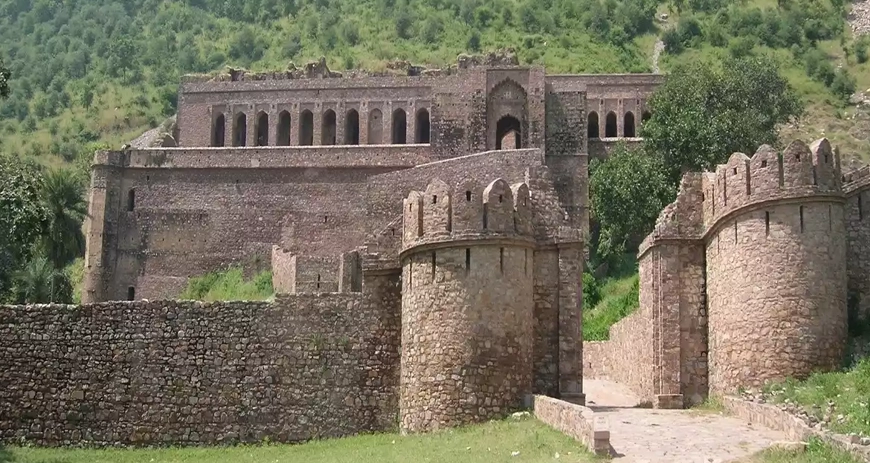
[
  {"xmin": 590, "ymin": 144, "xmax": 673, "ymax": 261},
  {"xmin": 642, "ymin": 56, "xmax": 803, "ymax": 184},
  {"xmin": 0, "ymin": 154, "xmax": 47, "ymax": 301},
  {"xmin": 38, "ymin": 169, "xmax": 88, "ymax": 269},
  {"xmin": 11, "ymin": 254, "xmax": 73, "ymax": 304}
]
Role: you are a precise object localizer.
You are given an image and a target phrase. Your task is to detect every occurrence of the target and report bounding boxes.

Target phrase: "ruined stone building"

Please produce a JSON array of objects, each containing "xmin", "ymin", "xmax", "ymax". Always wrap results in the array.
[{"xmin": 0, "ymin": 57, "xmax": 860, "ymax": 446}]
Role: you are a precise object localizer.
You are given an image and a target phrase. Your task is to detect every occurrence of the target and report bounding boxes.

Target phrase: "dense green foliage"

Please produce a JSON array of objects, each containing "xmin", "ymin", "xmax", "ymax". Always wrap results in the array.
[
  {"xmin": 179, "ymin": 267, "xmax": 274, "ymax": 302},
  {"xmin": 0, "ymin": 154, "xmax": 85, "ymax": 303},
  {"xmin": 762, "ymin": 358, "xmax": 870, "ymax": 437},
  {"xmin": 589, "ymin": 144, "xmax": 673, "ymax": 261},
  {"xmin": 644, "ymin": 55, "xmax": 803, "ymax": 184},
  {"xmin": 0, "ymin": 58, "xmax": 8, "ymax": 98}
]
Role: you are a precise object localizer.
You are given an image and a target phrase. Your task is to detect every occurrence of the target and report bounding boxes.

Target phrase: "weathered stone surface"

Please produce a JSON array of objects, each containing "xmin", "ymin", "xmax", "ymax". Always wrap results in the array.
[
  {"xmin": 0, "ymin": 291, "xmax": 400, "ymax": 447},
  {"xmin": 530, "ymin": 395, "xmax": 610, "ymax": 456}
]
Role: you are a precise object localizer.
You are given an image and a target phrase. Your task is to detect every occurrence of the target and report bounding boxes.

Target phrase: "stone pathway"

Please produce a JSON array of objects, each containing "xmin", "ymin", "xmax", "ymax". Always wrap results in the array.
[{"xmin": 584, "ymin": 379, "xmax": 786, "ymax": 463}]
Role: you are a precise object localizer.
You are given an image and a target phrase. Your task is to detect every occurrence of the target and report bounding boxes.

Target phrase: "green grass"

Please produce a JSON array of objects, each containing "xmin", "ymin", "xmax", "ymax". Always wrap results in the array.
[
  {"xmin": 761, "ymin": 358, "xmax": 870, "ymax": 436},
  {"xmin": 178, "ymin": 267, "xmax": 274, "ymax": 302},
  {"xmin": 583, "ymin": 254, "xmax": 640, "ymax": 341},
  {"xmin": 741, "ymin": 437, "xmax": 861, "ymax": 463},
  {"xmin": 1, "ymin": 416, "xmax": 601, "ymax": 463}
]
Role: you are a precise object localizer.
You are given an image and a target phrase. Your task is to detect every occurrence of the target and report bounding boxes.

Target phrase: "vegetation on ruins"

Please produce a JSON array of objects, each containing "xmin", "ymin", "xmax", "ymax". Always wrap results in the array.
[
  {"xmin": 178, "ymin": 267, "xmax": 274, "ymax": 302},
  {"xmin": 761, "ymin": 358, "xmax": 870, "ymax": 437},
  {"xmin": 744, "ymin": 437, "xmax": 863, "ymax": 463},
  {"xmin": 582, "ymin": 255, "xmax": 640, "ymax": 341},
  {"xmin": 1, "ymin": 414, "xmax": 599, "ymax": 463}
]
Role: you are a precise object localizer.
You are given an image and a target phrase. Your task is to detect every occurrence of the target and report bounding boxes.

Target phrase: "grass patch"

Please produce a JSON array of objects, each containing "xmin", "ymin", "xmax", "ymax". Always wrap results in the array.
[
  {"xmin": 690, "ymin": 395, "xmax": 725, "ymax": 414},
  {"xmin": 741, "ymin": 437, "xmax": 861, "ymax": 463},
  {"xmin": 3, "ymin": 416, "xmax": 601, "ymax": 463},
  {"xmin": 583, "ymin": 254, "xmax": 640, "ymax": 341},
  {"xmin": 761, "ymin": 358, "xmax": 870, "ymax": 436},
  {"xmin": 178, "ymin": 267, "xmax": 274, "ymax": 302}
]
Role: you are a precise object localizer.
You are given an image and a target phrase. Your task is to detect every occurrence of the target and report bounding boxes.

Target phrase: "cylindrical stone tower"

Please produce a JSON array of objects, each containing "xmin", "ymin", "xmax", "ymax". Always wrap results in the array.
[
  {"xmin": 399, "ymin": 178, "xmax": 536, "ymax": 433},
  {"xmin": 705, "ymin": 140, "xmax": 848, "ymax": 394}
]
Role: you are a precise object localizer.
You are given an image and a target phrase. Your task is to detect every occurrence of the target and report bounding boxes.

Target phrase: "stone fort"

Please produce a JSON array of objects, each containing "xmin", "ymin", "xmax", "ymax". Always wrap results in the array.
[{"xmin": 0, "ymin": 54, "xmax": 864, "ymax": 447}]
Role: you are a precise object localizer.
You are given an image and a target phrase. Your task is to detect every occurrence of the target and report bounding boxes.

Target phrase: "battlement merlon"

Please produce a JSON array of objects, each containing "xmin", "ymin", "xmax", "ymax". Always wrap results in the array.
[
  {"xmin": 401, "ymin": 178, "xmax": 537, "ymax": 256},
  {"xmin": 701, "ymin": 139, "xmax": 844, "ymax": 235}
]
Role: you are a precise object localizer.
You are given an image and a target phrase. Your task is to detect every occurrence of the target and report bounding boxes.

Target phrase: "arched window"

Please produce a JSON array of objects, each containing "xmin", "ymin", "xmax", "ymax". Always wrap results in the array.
[
  {"xmin": 321, "ymin": 109, "xmax": 337, "ymax": 145},
  {"xmin": 277, "ymin": 111, "xmax": 291, "ymax": 146},
  {"xmin": 587, "ymin": 111, "xmax": 599, "ymax": 139},
  {"xmin": 344, "ymin": 109, "xmax": 360, "ymax": 145},
  {"xmin": 605, "ymin": 112, "xmax": 617, "ymax": 138},
  {"xmin": 624, "ymin": 112, "xmax": 636, "ymax": 138},
  {"xmin": 212, "ymin": 114, "xmax": 225, "ymax": 147},
  {"xmin": 233, "ymin": 113, "xmax": 247, "ymax": 146},
  {"xmin": 415, "ymin": 108, "xmax": 430, "ymax": 143},
  {"xmin": 299, "ymin": 110, "xmax": 314, "ymax": 146},
  {"xmin": 496, "ymin": 115, "xmax": 521, "ymax": 150},
  {"xmin": 255, "ymin": 112, "xmax": 269, "ymax": 146},
  {"xmin": 368, "ymin": 108, "xmax": 383, "ymax": 144},
  {"xmin": 392, "ymin": 108, "xmax": 407, "ymax": 144}
]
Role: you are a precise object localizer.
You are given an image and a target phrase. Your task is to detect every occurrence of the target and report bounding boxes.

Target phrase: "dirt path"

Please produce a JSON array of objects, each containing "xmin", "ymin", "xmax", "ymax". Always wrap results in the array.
[{"xmin": 584, "ymin": 379, "xmax": 786, "ymax": 463}]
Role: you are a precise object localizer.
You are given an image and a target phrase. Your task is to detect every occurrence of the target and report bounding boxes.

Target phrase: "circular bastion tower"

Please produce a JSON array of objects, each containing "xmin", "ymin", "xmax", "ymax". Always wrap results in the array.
[
  {"xmin": 704, "ymin": 140, "xmax": 848, "ymax": 394},
  {"xmin": 399, "ymin": 178, "xmax": 536, "ymax": 433}
]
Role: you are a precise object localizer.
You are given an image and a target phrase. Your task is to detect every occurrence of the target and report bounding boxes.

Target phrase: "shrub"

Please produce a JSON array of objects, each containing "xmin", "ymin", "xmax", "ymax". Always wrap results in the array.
[
  {"xmin": 179, "ymin": 267, "xmax": 273, "ymax": 301},
  {"xmin": 582, "ymin": 272, "xmax": 601, "ymax": 308}
]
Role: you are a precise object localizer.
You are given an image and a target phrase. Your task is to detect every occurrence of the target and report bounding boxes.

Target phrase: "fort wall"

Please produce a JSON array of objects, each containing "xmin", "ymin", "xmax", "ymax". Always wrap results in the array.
[
  {"xmin": 843, "ymin": 166, "xmax": 870, "ymax": 328},
  {"xmin": 0, "ymin": 287, "xmax": 401, "ymax": 446},
  {"xmin": 705, "ymin": 141, "xmax": 847, "ymax": 394},
  {"xmin": 399, "ymin": 179, "xmax": 536, "ymax": 432}
]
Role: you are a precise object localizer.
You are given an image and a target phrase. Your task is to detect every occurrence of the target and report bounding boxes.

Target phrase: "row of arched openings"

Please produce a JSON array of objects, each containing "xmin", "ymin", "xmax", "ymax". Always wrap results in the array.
[
  {"xmin": 587, "ymin": 111, "xmax": 651, "ymax": 139},
  {"xmin": 212, "ymin": 108, "xmax": 431, "ymax": 147}
]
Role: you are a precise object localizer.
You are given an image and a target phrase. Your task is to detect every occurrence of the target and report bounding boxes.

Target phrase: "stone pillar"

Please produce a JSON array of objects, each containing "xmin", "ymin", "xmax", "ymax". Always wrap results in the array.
[{"xmin": 557, "ymin": 237, "xmax": 584, "ymax": 405}]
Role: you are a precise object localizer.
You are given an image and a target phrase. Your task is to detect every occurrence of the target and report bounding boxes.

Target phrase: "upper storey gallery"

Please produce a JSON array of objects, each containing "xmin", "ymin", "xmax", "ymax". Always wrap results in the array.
[{"xmin": 176, "ymin": 58, "xmax": 664, "ymax": 159}]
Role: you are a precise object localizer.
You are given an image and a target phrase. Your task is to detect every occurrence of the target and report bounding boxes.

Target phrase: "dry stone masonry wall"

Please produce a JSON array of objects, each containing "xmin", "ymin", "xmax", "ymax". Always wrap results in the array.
[{"xmin": 0, "ymin": 290, "xmax": 400, "ymax": 446}]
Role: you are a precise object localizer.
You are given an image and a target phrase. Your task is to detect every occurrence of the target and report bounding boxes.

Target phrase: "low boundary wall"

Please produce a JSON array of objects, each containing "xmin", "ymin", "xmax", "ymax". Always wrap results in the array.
[
  {"xmin": 529, "ymin": 395, "xmax": 610, "ymax": 456},
  {"xmin": 723, "ymin": 397, "xmax": 870, "ymax": 462}
]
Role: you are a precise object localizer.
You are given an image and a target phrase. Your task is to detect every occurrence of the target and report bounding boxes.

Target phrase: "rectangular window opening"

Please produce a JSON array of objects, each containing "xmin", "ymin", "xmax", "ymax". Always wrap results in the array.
[
  {"xmin": 127, "ymin": 287, "xmax": 135, "ymax": 301},
  {"xmin": 431, "ymin": 252, "xmax": 437, "ymax": 281},
  {"xmin": 465, "ymin": 248, "xmax": 471, "ymax": 275},
  {"xmin": 765, "ymin": 211, "xmax": 770, "ymax": 237}
]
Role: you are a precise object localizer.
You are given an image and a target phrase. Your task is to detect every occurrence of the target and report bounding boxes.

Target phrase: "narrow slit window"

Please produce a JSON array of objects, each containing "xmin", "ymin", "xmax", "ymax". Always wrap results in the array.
[
  {"xmin": 499, "ymin": 247, "xmax": 504, "ymax": 274},
  {"xmin": 800, "ymin": 206, "xmax": 805, "ymax": 232},
  {"xmin": 127, "ymin": 189, "xmax": 135, "ymax": 211},
  {"xmin": 765, "ymin": 211, "xmax": 770, "ymax": 237},
  {"xmin": 127, "ymin": 287, "xmax": 135, "ymax": 301},
  {"xmin": 466, "ymin": 191, "xmax": 472, "ymax": 202},
  {"xmin": 465, "ymin": 248, "xmax": 471, "ymax": 274},
  {"xmin": 734, "ymin": 221, "xmax": 737, "ymax": 244},
  {"xmin": 316, "ymin": 274, "xmax": 321, "ymax": 290},
  {"xmin": 524, "ymin": 249, "xmax": 528, "ymax": 276},
  {"xmin": 431, "ymin": 252, "xmax": 436, "ymax": 280}
]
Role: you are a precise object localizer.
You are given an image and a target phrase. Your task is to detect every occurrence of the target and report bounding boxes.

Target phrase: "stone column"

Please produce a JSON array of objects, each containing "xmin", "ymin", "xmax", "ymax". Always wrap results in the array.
[{"xmin": 557, "ymin": 235, "xmax": 585, "ymax": 405}]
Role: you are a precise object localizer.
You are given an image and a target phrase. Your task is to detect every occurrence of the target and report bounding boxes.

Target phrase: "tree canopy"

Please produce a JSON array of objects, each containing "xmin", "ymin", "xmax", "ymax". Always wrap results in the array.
[
  {"xmin": 642, "ymin": 55, "xmax": 804, "ymax": 185},
  {"xmin": 590, "ymin": 55, "xmax": 803, "ymax": 264}
]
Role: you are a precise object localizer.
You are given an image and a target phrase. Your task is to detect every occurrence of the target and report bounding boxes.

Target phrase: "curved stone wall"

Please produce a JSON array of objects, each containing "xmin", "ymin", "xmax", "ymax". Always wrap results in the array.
[
  {"xmin": 399, "ymin": 244, "xmax": 534, "ymax": 432},
  {"xmin": 706, "ymin": 199, "xmax": 847, "ymax": 393}
]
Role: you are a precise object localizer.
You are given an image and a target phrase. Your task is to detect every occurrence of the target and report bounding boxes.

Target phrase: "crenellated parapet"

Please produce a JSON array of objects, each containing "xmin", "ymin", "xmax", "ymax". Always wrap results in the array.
[
  {"xmin": 400, "ymin": 178, "xmax": 537, "ymax": 255},
  {"xmin": 702, "ymin": 139, "xmax": 843, "ymax": 234}
]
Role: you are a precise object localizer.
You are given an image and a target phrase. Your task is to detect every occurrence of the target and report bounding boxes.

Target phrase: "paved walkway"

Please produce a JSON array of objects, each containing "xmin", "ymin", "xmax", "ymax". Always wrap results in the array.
[{"xmin": 584, "ymin": 379, "xmax": 786, "ymax": 463}]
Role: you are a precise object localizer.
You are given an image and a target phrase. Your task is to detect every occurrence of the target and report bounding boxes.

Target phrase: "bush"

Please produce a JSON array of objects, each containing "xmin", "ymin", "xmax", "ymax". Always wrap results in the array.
[
  {"xmin": 856, "ymin": 37, "xmax": 869, "ymax": 64},
  {"xmin": 179, "ymin": 267, "xmax": 274, "ymax": 301},
  {"xmin": 583, "ymin": 275, "xmax": 639, "ymax": 341},
  {"xmin": 582, "ymin": 272, "xmax": 601, "ymax": 308}
]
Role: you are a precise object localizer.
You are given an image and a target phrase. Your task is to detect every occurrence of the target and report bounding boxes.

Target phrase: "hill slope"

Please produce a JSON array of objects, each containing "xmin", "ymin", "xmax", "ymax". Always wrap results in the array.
[{"xmin": 0, "ymin": 0, "xmax": 867, "ymax": 172}]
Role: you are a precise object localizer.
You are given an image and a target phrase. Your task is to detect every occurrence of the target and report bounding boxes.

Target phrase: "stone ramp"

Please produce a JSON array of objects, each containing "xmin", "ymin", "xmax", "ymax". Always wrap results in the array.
[{"xmin": 584, "ymin": 379, "xmax": 786, "ymax": 463}]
